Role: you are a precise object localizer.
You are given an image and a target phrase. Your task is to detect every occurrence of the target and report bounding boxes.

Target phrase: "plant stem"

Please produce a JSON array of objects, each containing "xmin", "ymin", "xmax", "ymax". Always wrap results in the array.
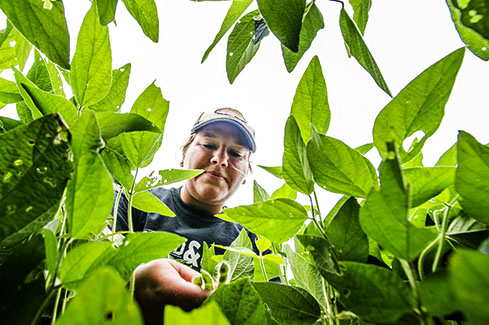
[
  {"xmin": 61, "ymin": 288, "xmax": 69, "ymax": 314},
  {"xmin": 51, "ymin": 287, "xmax": 63, "ymax": 325},
  {"xmin": 322, "ymin": 278, "xmax": 335, "ymax": 325},
  {"xmin": 313, "ymin": 190, "xmax": 322, "ymax": 223},
  {"xmin": 127, "ymin": 168, "xmax": 139, "ymax": 234},
  {"xmin": 31, "ymin": 288, "xmax": 56, "ymax": 325},
  {"xmin": 432, "ymin": 196, "xmax": 458, "ymax": 273},
  {"xmin": 400, "ymin": 259, "xmax": 432, "ymax": 325},
  {"xmin": 111, "ymin": 185, "xmax": 123, "ymax": 241},
  {"xmin": 308, "ymin": 195, "xmax": 328, "ymax": 240},
  {"xmin": 259, "ymin": 255, "xmax": 269, "ymax": 281},
  {"xmin": 417, "ymin": 237, "xmax": 440, "ymax": 281}
]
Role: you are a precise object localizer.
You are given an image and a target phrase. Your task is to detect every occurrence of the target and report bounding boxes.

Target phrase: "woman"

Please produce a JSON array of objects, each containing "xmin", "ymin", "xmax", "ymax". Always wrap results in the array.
[{"xmin": 115, "ymin": 108, "xmax": 258, "ymax": 323}]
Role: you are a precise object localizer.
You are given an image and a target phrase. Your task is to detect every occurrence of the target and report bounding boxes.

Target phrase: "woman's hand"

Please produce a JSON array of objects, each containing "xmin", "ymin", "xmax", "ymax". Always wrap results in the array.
[{"xmin": 134, "ymin": 258, "xmax": 213, "ymax": 324}]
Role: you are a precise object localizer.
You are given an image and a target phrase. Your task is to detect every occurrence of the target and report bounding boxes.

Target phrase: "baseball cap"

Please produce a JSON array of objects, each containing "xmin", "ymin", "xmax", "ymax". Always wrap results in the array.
[{"xmin": 191, "ymin": 108, "xmax": 256, "ymax": 152}]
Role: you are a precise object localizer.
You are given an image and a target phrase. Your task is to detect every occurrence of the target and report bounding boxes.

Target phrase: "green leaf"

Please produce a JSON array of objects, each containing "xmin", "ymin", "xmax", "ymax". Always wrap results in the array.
[
  {"xmin": 226, "ymin": 10, "xmax": 261, "ymax": 84},
  {"xmin": 291, "ymin": 56, "xmax": 330, "ymax": 143},
  {"xmin": 326, "ymin": 197, "xmax": 368, "ymax": 262},
  {"xmin": 166, "ymin": 301, "xmax": 230, "ymax": 325},
  {"xmin": 27, "ymin": 50, "xmax": 54, "ymax": 92},
  {"xmin": 60, "ymin": 241, "xmax": 116, "ymax": 290},
  {"xmin": 339, "ymin": 8, "xmax": 391, "ymax": 96},
  {"xmin": 15, "ymin": 101, "xmax": 33, "ymax": 123},
  {"xmin": 297, "ymin": 234, "xmax": 342, "ymax": 277},
  {"xmin": 120, "ymin": 81, "xmax": 169, "ymax": 168},
  {"xmin": 257, "ymin": 0, "xmax": 306, "ymax": 52},
  {"xmin": 329, "ymin": 262, "xmax": 415, "ymax": 323},
  {"xmin": 201, "ymin": 0, "xmax": 253, "ymax": 63},
  {"xmin": 101, "ymin": 147, "xmax": 133, "ymax": 189},
  {"xmin": 66, "ymin": 110, "xmax": 114, "ymax": 239},
  {"xmin": 282, "ymin": 3, "xmax": 324, "ymax": 72},
  {"xmin": 108, "ymin": 232, "xmax": 186, "ymax": 280},
  {"xmin": 307, "ymin": 130, "xmax": 378, "ymax": 198},
  {"xmin": 373, "ymin": 48, "xmax": 465, "ymax": 159},
  {"xmin": 201, "ymin": 242, "xmax": 218, "ymax": 276},
  {"xmin": 436, "ymin": 143, "xmax": 457, "ymax": 167},
  {"xmin": 57, "ymin": 267, "xmax": 143, "ymax": 324},
  {"xmin": 0, "ymin": 77, "xmax": 22, "ymax": 103},
  {"xmin": 253, "ymin": 180, "xmax": 270, "ymax": 203},
  {"xmin": 0, "ymin": 114, "xmax": 70, "ymax": 246},
  {"xmin": 404, "ymin": 167, "xmax": 456, "ymax": 207},
  {"xmin": 222, "ymin": 229, "xmax": 255, "ymax": 281},
  {"xmin": 18, "ymin": 82, "xmax": 78, "ymax": 126},
  {"xmin": 71, "ymin": 3, "xmax": 112, "ymax": 107},
  {"xmin": 446, "ymin": 0, "xmax": 489, "ymax": 61},
  {"xmin": 258, "ymin": 165, "xmax": 283, "ymax": 179},
  {"xmin": 285, "ymin": 245, "xmax": 328, "ymax": 311},
  {"xmin": 349, "ymin": 0, "xmax": 372, "ymax": 35},
  {"xmin": 419, "ymin": 271, "xmax": 458, "ymax": 317},
  {"xmin": 283, "ymin": 115, "xmax": 314, "ymax": 194},
  {"xmin": 455, "ymin": 131, "xmax": 489, "ymax": 224},
  {"xmin": 12, "ymin": 67, "xmax": 43, "ymax": 120},
  {"xmin": 0, "ymin": 235, "xmax": 46, "ymax": 324},
  {"xmin": 91, "ymin": 63, "xmax": 131, "ymax": 112},
  {"xmin": 269, "ymin": 182, "xmax": 298, "ymax": 200},
  {"xmin": 449, "ymin": 249, "xmax": 489, "ymax": 323},
  {"xmin": 209, "ymin": 278, "xmax": 267, "ymax": 325},
  {"xmin": 359, "ymin": 149, "xmax": 437, "ymax": 261},
  {"xmin": 42, "ymin": 228, "xmax": 57, "ymax": 278},
  {"xmin": 221, "ymin": 199, "xmax": 307, "ymax": 243},
  {"xmin": 96, "ymin": 0, "xmax": 119, "ymax": 25},
  {"xmin": 121, "ymin": 0, "xmax": 158, "ymax": 42},
  {"xmin": 135, "ymin": 169, "xmax": 204, "ymax": 193},
  {"xmin": 0, "ymin": 117, "xmax": 21, "ymax": 133},
  {"xmin": 132, "ymin": 190, "xmax": 176, "ymax": 217},
  {"xmin": 0, "ymin": 0, "xmax": 70, "ymax": 69},
  {"xmin": 96, "ymin": 112, "xmax": 160, "ymax": 141},
  {"xmin": 253, "ymin": 281, "xmax": 321, "ymax": 324},
  {"xmin": 355, "ymin": 142, "xmax": 374, "ymax": 155},
  {"xmin": 10, "ymin": 27, "xmax": 31, "ymax": 72}
]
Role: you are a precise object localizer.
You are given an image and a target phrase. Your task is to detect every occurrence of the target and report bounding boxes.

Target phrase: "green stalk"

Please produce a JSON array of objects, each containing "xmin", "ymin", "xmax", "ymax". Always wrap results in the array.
[
  {"xmin": 313, "ymin": 190, "xmax": 322, "ymax": 223},
  {"xmin": 432, "ymin": 197, "xmax": 456, "ymax": 273},
  {"xmin": 400, "ymin": 259, "xmax": 432, "ymax": 325},
  {"xmin": 308, "ymin": 195, "xmax": 328, "ymax": 240},
  {"xmin": 259, "ymin": 255, "xmax": 269, "ymax": 281},
  {"xmin": 417, "ymin": 236, "xmax": 440, "ymax": 281},
  {"xmin": 111, "ymin": 185, "xmax": 123, "ymax": 241},
  {"xmin": 61, "ymin": 288, "xmax": 69, "ymax": 314},
  {"xmin": 31, "ymin": 288, "xmax": 56, "ymax": 325},
  {"xmin": 127, "ymin": 168, "xmax": 139, "ymax": 297},
  {"xmin": 51, "ymin": 287, "xmax": 63, "ymax": 325}
]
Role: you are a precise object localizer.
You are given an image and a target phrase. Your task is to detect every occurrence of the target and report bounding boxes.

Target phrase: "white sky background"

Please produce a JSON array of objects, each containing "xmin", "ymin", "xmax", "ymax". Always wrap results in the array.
[{"xmin": 2, "ymin": 1, "xmax": 489, "ymax": 212}]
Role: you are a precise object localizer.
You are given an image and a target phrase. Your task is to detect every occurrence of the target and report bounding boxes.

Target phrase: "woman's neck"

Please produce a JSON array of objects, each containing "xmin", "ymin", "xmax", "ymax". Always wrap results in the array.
[{"xmin": 179, "ymin": 186, "xmax": 223, "ymax": 215}]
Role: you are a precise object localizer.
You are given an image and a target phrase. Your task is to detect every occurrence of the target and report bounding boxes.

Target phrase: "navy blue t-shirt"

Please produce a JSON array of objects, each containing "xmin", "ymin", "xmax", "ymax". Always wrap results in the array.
[{"xmin": 115, "ymin": 187, "xmax": 259, "ymax": 270}]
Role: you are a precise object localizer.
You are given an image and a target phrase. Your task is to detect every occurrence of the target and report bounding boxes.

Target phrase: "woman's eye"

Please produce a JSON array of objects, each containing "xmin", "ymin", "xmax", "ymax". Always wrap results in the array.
[
  {"xmin": 229, "ymin": 150, "xmax": 242, "ymax": 158},
  {"xmin": 203, "ymin": 144, "xmax": 217, "ymax": 150}
]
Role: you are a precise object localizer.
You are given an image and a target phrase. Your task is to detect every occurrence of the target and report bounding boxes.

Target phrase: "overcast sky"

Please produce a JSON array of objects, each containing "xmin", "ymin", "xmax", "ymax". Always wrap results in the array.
[{"xmin": 2, "ymin": 1, "xmax": 488, "ymax": 211}]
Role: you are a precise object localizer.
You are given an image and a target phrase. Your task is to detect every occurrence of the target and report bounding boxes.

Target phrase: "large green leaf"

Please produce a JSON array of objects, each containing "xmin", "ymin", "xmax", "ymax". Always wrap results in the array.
[
  {"xmin": 285, "ymin": 245, "xmax": 328, "ymax": 311},
  {"xmin": 66, "ymin": 110, "xmax": 114, "ymax": 239},
  {"xmin": 101, "ymin": 146, "xmax": 133, "ymax": 189},
  {"xmin": 297, "ymin": 234, "xmax": 341, "ymax": 277},
  {"xmin": 121, "ymin": 0, "xmax": 159, "ymax": 42},
  {"xmin": 0, "ymin": 235, "xmax": 46, "ymax": 324},
  {"xmin": 307, "ymin": 130, "xmax": 378, "ymax": 198},
  {"xmin": 71, "ymin": 3, "xmax": 112, "ymax": 107},
  {"xmin": 0, "ymin": 77, "xmax": 22, "ymax": 103},
  {"xmin": 18, "ymin": 82, "xmax": 78, "ymax": 126},
  {"xmin": 373, "ymin": 48, "xmax": 465, "ymax": 159},
  {"xmin": 132, "ymin": 190, "xmax": 175, "ymax": 217},
  {"xmin": 257, "ymin": 0, "xmax": 306, "ymax": 52},
  {"xmin": 222, "ymin": 228, "xmax": 255, "ymax": 281},
  {"xmin": 91, "ymin": 63, "xmax": 131, "ymax": 112},
  {"xmin": 209, "ymin": 278, "xmax": 267, "ymax": 325},
  {"xmin": 326, "ymin": 197, "xmax": 368, "ymax": 262},
  {"xmin": 220, "ymin": 198, "xmax": 308, "ymax": 243},
  {"xmin": 108, "ymin": 232, "xmax": 186, "ymax": 280},
  {"xmin": 290, "ymin": 55, "xmax": 330, "ymax": 143},
  {"xmin": 60, "ymin": 241, "xmax": 116, "ymax": 290},
  {"xmin": 419, "ymin": 271, "xmax": 458, "ymax": 317},
  {"xmin": 446, "ymin": 0, "xmax": 489, "ymax": 61},
  {"xmin": 329, "ymin": 262, "xmax": 415, "ymax": 323},
  {"xmin": 449, "ymin": 249, "xmax": 489, "ymax": 323},
  {"xmin": 359, "ymin": 149, "xmax": 437, "ymax": 261},
  {"xmin": 0, "ymin": 114, "xmax": 70, "ymax": 246},
  {"xmin": 0, "ymin": 116, "xmax": 22, "ymax": 132},
  {"xmin": 253, "ymin": 282, "xmax": 321, "ymax": 324},
  {"xmin": 27, "ymin": 50, "xmax": 53, "ymax": 92},
  {"xmin": 0, "ymin": 0, "xmax": 70, "ymax": 69},
  {"xmin": 253, "ymin": 180, "xmax": 270, "ymax": 203},
  {"xmin": 57, "ymin": 267, "xmax": 143, "ymax": 324},
  {"xmin": 135, "ymin": 169, "xmax": 204, "ymax": 192},
  {"xmin": 166, "ymin": 301, "xmax": 230, "ymax": 325},
  {"xmin": 120, "ymin": 81, "xmax": 169, "ymax": 168},
  {"xmin": 96, "ymin": 0, "xmax": 119, "ymax": 25},
  {"xmin": 403, "ymin": 167, "xmax": 456, "ymax": 207},
  {"xmin": 201, "ymin": 0, "xmax": 253, "ymax": 63},
  {"xmin": 283, "ymin": 115, "xmax": 314, "ymax": 195},
  {"xmin": 455, "ymin": 131, "xmax": 489, "ymax": 224},
  {"xmin": 226, "ymin": 10, "xmax": 261, "ymax": 84},
  {"xmin": 12, "ymin": 67, "xmax": 43, "ymax": 120},
  {"xmin": 349, "ymin": 0, "xmax": 372, "ymax": 35},
  {"xmin": 282, "ymin": 3, "xmax": 324, "ymax": 72},
  {"xmin": 339, "ymin": 9, "xmax": 391, "ymax": 96},
  {"xmin": 96, "ymin": 112, "xmax": 160, "ymax": 140}
]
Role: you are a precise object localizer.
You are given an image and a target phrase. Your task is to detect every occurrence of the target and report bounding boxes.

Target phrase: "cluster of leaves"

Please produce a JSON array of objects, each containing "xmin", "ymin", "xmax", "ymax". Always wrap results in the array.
[{"xmin": 0, "ymin": 0, "xmax": 489, "ymax": 324}]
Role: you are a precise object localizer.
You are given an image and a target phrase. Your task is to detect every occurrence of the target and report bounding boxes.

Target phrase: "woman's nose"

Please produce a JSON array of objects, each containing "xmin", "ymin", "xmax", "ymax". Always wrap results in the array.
[{"xmin": 210, "ymin": 148, "xmax": 228, "ymax": 167}]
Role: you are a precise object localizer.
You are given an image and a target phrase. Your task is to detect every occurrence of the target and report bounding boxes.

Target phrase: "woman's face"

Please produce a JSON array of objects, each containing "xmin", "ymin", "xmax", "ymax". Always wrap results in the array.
[{"xmin": 181, "ymin": 122, "xmax": 250, "ymax": 213}]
